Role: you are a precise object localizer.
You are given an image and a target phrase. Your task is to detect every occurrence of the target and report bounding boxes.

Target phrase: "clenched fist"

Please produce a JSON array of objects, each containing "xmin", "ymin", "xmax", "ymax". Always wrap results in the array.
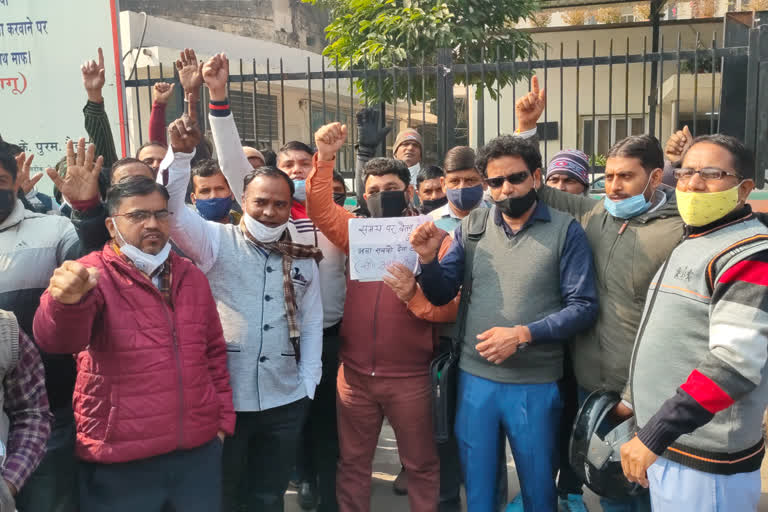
[
  {"xmin": 409, "ymin": 221, "xmax": 445, "ymax": 264},
  {"xmin": 315, "ymin": 122, "xmax": 348, "ymax": 162},
  {"xmin": 153, "ymin": 82, "xmax": 176, "ymax": 105},
  {"xmin": 48, "ymin": 261, "xmax": 100, "ymax": 305},
  {"xmin": 202, "ymin": 53, "xmax": 229, "ymax": 102},
  {"xmin": 664, "ymin": 125, "xmax": 693, "ymax": 166}
]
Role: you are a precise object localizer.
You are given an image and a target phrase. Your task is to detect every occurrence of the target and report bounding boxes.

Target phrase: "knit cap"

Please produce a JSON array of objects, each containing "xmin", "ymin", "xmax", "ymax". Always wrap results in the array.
[
  {"xmin": 393, "ymin": 128, "xmax": 423, "ymax": 155},
  {"xmin": 546, "ymin": 149, "xmax": 590, "ymax": 186}
]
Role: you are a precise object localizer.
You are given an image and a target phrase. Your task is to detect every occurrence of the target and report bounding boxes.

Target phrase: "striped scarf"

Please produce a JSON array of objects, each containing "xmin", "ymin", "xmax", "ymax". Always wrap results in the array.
[{"xmin": 239, "ymin": 219, "xmax": 324, "ymax": 362}]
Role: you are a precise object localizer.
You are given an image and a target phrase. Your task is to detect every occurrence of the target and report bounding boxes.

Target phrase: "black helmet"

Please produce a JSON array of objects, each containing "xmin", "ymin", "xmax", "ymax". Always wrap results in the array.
[{"xmin": 569, "ymin": 390, "xmax": 647, "ymax": 500}]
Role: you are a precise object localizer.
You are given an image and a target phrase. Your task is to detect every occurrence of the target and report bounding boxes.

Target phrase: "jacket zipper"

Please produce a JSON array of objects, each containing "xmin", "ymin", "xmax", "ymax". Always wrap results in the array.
[
  {"xmin": 370, "ymin": 284, "xmax": 383, "ymax": 376},
  {"xmin": 161, "ymin": 304, "xmax": 185, "ymax": 449}
]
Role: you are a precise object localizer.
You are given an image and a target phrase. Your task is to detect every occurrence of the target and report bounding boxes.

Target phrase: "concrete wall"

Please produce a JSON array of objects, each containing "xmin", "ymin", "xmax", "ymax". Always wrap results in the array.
[
  {"xmin": 472, "ymin": 19, "xmax": 724, "ymax": 164},
  {"xmin": 119, "ymin": 0, "xmax": 328, "ymax": 53}
]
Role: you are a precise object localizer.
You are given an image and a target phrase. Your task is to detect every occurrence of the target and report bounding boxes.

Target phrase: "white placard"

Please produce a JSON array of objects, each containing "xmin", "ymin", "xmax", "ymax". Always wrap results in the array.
[
  {"xmin": 0, "ymin": 0, "xmax": 125, "ymax": 195},
  {"xmin": 348, "ymin": 216, "xmax": 430, "ymax": 282}
]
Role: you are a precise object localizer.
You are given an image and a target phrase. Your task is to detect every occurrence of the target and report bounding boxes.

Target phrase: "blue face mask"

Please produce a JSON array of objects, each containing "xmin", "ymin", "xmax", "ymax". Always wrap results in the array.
[
  {"xmin": 293, "ymin": 180, "xmax": 307, "ymax": 202},
  {"xmin": 603, "ymin": 175, "xmax": 653, "ymax": 219},
  {"xmin": 196, "ymin": 196, "xmax": 233, "ymax": 221},
  {"xmin": 446, "ymin": 184, "xmax": 484, "ymax": 212}
]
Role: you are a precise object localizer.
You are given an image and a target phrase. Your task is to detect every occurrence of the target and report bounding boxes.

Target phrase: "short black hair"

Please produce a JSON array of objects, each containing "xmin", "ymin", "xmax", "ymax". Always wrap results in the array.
[
  {"xmin": 277, "ymin": 141, "xmax": 314, "ymax": 160},
  {"xmin": 261, "ymin": 149, "xmax": 277, "ymax": 167},
  {"xmin": 191, "ymin": 159, "xmax": 222, "ymax": 179},
  {"xmin": 111, "ymin": 158, "xmax": 153, "ymax": 183},
  {"xmin": 684, "ymin": 134, "xmax": 756, "ymax": 180},
  {"xmin": 135, "ymin": 140, "xmax": 167, "ymax": 158},
  {"xmin": 416, "ymin": 165, "xmax": 444, "ymax": 189},
  {"xmin": 363, "ymin": 158, "xmax": 411, "ymax": 187},
  {"xmin": 332, "ymin": 171, "xmax": 347, "ymax": 191},
  {"xmin": 607, "ymin": 135, "xmax": 664, "ymax": 173},
  {"xmin": 444, "ymin": 146, "xmax": 477, "ymax": 174},
  {"xmin": 106, "ymin": 176, "xmax": 169, "ymax": 216},
  {"xmin": 0, "ymin": 144, "xmax": 18, "ymax": 181},
  {"xmin": 243, "ymin": 165, "xmax": 295, "ymax": 196},
  {"xmin": 476, "ymin": 135, "xmax": 542, "ymax": 177}
]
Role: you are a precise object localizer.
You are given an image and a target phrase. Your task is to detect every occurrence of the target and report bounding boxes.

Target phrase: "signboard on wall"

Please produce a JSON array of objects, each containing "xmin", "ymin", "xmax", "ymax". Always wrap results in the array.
[{"xmin": 0, "ymin": 0, "xmax": 125, "ymax": 195}]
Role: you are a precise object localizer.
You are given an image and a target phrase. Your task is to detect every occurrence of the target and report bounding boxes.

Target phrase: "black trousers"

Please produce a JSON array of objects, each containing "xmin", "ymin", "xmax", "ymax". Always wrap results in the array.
[
  {"xmin": 296, "ymin": 326, "xmax": 341, "ymax": 512},
  {"xmin": 556, "ymin": 346, "xmax": 584, "ymax": 497},
  {"xmin": 79, "ymin": 439, "xmax": 222, "ymax": 512},
  {"xmin": 222, "ymin": 397, "xmax": 310, "ymax": 512}
]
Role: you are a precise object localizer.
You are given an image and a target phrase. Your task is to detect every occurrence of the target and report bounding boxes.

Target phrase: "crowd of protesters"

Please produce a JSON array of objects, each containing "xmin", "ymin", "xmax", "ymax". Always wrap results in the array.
[{"xmin": 0, "ymin": 45, "xmax": 766, "ymax": 512}]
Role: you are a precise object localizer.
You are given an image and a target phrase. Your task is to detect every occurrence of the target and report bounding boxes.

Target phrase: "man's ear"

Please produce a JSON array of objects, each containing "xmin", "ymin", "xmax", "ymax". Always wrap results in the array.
[
  {"xmin": 105, "ymin": 216, "xmax": 116, "ymax": 240},
  {"xmin": 190, "ymin": 193, "xmax": 197, "ymax": 205},
  {"xmin": 440, "ymin": 176, "xmax": 447, "ymax": 193},
  {"xmin": 406, "ymin": 184, "xmax": 415, "ymax": 203},
  {"xmin": 739, "ymin": 179, "xmax": 756, "ymax": 205},
  {"xmin": 533, "ymin": 168, "xmax": 542, "ymax": 190},
  {"xmin": 650, "ymin": 167, "xmax": 663, "ymax": 188}
]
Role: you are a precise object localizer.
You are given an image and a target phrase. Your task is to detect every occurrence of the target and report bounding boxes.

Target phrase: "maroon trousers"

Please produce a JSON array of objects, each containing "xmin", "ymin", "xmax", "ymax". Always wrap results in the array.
[{"xmin": 336, "ymin": 364, "xmax": 439, "ymax": 512}]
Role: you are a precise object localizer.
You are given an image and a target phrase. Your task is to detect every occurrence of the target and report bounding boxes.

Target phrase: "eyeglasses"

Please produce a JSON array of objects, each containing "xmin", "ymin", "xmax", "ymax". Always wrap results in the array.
[
  {"xmin": 673, "ymin": 167, "xmax": 741, "ymax": 181},
  {"xmin": 485, "ymin": 171, "xmax": 530, "ymax": 189},
  {"xmin": 112, "ymin": 209, "xmax": 172, "ymax": 224}
]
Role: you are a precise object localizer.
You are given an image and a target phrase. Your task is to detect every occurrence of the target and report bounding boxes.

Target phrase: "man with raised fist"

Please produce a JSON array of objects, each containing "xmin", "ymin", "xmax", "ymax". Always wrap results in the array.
[{"xmin": 33, "ymin": 176, "xmax": 235, "ymax": 512}]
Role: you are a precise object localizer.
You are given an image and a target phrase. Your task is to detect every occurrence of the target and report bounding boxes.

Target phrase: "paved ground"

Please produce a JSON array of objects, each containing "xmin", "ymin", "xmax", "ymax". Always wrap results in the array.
[{"xmin": 285, "ymin": 422, "xmax": 768, "ymax": 512}]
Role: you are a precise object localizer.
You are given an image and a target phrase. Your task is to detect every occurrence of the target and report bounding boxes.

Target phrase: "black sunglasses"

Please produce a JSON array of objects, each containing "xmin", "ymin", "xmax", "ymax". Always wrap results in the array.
[{"xmin": 485, "ymin": 171, "xmax": 530, "ymax": 189}]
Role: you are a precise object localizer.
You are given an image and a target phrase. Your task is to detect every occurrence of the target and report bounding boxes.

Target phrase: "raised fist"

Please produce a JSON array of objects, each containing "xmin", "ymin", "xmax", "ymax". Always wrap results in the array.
[
  {"xmin": 665, "ymin": 125, "xmax": 693, "ymax": 166},
  {"xmin": 153, "ymin": 82, "xmax": 176, "ymax": 105},
  {"xmin": 168, "ymin": 112, "xmax": 201, "ymax": 154},
  {"xmin": 315, "ymin": 122, "xmax": 348, "ymax": 162},
  {"xmin": 48, "ymin": 261, "xmax": 100, "ymax": 305},
  {"xmin": 409, "ymin": 221, "xmax": 445, "ymax": 264},
  {"xmin": 202, "ymin": 53, "xmax": 229, "ymax": 101},
  {"xmin": 515, "ymin": 75, "xmax": 546, "ymax": 132}
]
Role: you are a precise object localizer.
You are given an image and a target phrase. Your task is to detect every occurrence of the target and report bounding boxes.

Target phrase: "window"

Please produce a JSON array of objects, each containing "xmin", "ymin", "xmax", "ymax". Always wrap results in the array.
[
  {"xmin": 229, "ymin": 90, "xmax": 279, "ymax": 146},
  {"xmin": 537, "ymin": 122, "xmax": 559, "ymax": 141},
  {"xmin": 581, "ymin": 115, "xmax": 646, "ymax": 156},
  {"xmin": 620, "ymin": 14, "xmax": 635, "ymax": 23}
]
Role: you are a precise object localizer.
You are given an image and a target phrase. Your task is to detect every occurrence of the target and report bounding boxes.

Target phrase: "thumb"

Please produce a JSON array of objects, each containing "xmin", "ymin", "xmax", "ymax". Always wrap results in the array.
[
  {"xmin": 85, "ymin": 268, "xmax": 100, "ymax": 291},
  {"xmin": 682, "ymin": 125, "xmax": 692, "ymax": 140},
  {"xmin": 378, "ymin": 125, "xmax": 392, "ymax": 140},
  {"xmin": 340, "ymin": 124, "xmax": 348, "ymax": 142},
  {"xmin": 29, "ymin": 173, "xmax": 43, "ymax": 187},
  {"xmin": 46, "ymin": 167, "xmax": 64, "ymax": 189}
]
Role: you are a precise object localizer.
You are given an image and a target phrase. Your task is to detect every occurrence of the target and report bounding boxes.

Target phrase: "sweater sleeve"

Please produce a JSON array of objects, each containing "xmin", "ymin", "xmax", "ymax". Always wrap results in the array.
[
  {"xmin": 83, "ymin": 100, "xmax": 118, "ymax": 168},
  {"xmin": 406, "ymin": 233, "xmax": 460, "ymax": 322},
  {"xmin": 33, "ymin": 286, "xmax": 104, "ymax": 355},
  {"xmin": 637, "ymin": 250, "xmax": 768, "ymax": 455},
  {"xmin": 537, "ymin": 185, "xmax": 599, "ymax": 227},
  {"xmin": 306, "ymin": 154, "xmax": 355, "ymax": 253},
  {"xmin": 207, "ymin": 100, "xmax": 252, "ymax": 201},
  {"xmin": 298, "ymin": 261, "xmax": 324, "ymax": 400},
  {"xmin": 148, "ymin": 101, "xmax": 168, "ymax": 146}
]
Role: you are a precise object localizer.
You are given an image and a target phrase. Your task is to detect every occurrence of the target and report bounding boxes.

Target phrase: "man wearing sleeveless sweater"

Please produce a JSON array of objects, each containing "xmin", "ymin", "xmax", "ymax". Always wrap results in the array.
[
  {"xmin": 414, "ymin": 135, "xmax": 598, "ymax": 511},
  {"xmin": 620, "ymin": 135, "xmax": 768, "ymax": 512},
  {"xmin": 159, "ymin": 53, "xmax": 324, "ymax": 512}
]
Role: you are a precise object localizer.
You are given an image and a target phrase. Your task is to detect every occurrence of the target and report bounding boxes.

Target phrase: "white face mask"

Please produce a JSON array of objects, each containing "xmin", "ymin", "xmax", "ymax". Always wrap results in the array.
[
  {"xmin": 111, "ymin": 219, "xmax": 171, "ymax": 276},
  {"xmin": 243, "ymin": 212, "xmax": 288, "ymax": 243}
]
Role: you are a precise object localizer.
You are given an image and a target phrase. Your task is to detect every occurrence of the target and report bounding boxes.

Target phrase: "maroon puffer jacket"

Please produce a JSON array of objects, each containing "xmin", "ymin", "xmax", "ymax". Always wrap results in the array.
[{"xmin": 33, "ymin": 244, "xmax": 235, "ymax": 464}]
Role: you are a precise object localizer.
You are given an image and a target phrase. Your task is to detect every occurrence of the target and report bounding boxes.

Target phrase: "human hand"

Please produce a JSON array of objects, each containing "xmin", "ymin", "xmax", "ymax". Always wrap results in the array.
[
  {"xmin": 382, "ymin": 263, "xmax": 418, "ymax": 303},
  {"xmin": 176, "ymin": 48, "xmax": 204, "ymax": 100},
  {"xmin": 475, "ymin": 325, "xmax": 531, "ymax": 364},
  {"xmin": 46, "ymin": 138, "xmax": 103, "ymax": 204},
  {"xmin": 168, "ymin": 99, "xmax": 201, "ymax": 154},
  {"xmin": 515, "ymin": 75, "xmax": 546, "ymax": 132},
  {"xmin": 409, "ymin": 221, "xmax": 444, "ymax": 264},
  {"xmin": 15, "ymin": 152, "xmax": 41, "ymax": 195},
  {"xmin": 356, "ymin": 107, "xmax": 391, "ymax": 155},
  {"xmin": 620, "ymin": 436, "xmax": 657, "ymax": 488},
  {"xmin": 82, "ymin": 48, "xmax": 106, "ymax": 103},
  {"xmin": 48, "ymin": 261, "xmax": 100, "ymax": 305},
  {"xmin": 202, "ymin": 53, "xmax": 229, "ymax": 102},
  {"xmin": 153, "ymin": 82, "xmax": 176, "ymax": 105},
  {"xmin": 664, "ymin": 125, "xmax": 693, "ymax": 165},
  {"xmin": 315, "ymin": 122, "xmax": 348, "ymax": 162},
  {"xmin": 612, "ymin": 401, "xmax": 634, "ymax": 421},
  {"xmin": 217, "ymin": 430, "xmax": 226, "ymax": 442}
]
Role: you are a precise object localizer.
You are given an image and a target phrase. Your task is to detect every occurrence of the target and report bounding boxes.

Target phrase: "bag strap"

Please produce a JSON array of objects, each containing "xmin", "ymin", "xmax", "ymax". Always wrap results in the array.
[{"xmin": 452, "ymin": 208, "xmax": 491, "ymax": 354}]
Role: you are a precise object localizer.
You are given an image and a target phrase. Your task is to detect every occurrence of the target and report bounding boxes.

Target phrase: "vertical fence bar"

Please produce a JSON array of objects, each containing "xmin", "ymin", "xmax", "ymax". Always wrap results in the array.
[
  {"xmin": 560, "ymin": 42, "xmax": 564, "ymax": 151},
  {"xmin": 226, "ymin": 62, "xmax": 232, "ymax": 105},
  {"xmin": 642, "ymin": 37, "xmax": 647, "ymax": 132},
  {"xmin": 378, "ymin": 55, "xmax": 385, "ymax": 156},
  {"xmin": 527, "ymin": 40, "xmax": 533, "ymax": 91},
  {"xmin": 336, "ymin": 57, "xmax": 341, "ymax": 171},
  {"xmin": 465, "ymin": 52, "xmax": 470, "ymax": 138},
  {"xmin": 625, "ymin": 38, "xmax": 629, "ymax": 132},
  {"xmin": 362, "ymin": 60, "xmax": 368, "ymax": 106},
  {"xmin": 435, "ymin": 52, "xmax": 441, "ymax": 155},
  {"xmin": 421, "ymin": 53, "xmax": 426, "ymax": 135},
  {"xmin": 407, "ymin": 54, "xmax": 412, "ymax": 126},
  {"xmin": 496, "ymin": 46, "xmax": 501, "ymax": 137},
  {"xmin": 659, "ymin": 35, "xmax": 665, "ymax": 138},
  {"xmin": 543, "ymin": 44, "xmax": 548, "ymax": 164},
  {"xmin": 391, "ymin": 52, "xmax": 398, "ymax": 131},
  {"xmin": 349, "ymin": 63, "xmax": 355, "ymax": 171},
  {"xmin": 511, "ymin": 49, "xmax": 517, "ymax": 133},
  {"xmin": 322, "ymin": 57, "xmax": 327, "ymax": 125},
  {"xmin": 239, "ymin": 59, "xmax": 245, "ymax": 144},
  {"xmin": 135, "ymin": 72, "xmax": 144, "ymax": 146},
  {"xmin": 307, "ymin": 57, "xmax": 312, "ymax": 145},
  {"xmin": 591, "ymin": 40, "xmax": 596, "ymax": 171},
  {"xmin": 267, "ymin": 59, "xmax": 274, "ymax": 148},
  {"xmin": 608, "ymin": 39, "xmax": 614, "ymax": 147},
  {"xmin": 711, "ymin": 36, "xmax": 716, "ymax": 134},
  {"xmin": 280, "ymin": 59, "xmax": 286, "ymax": 145},
  {"xmin": 478, "ymin": 47, "xmax": 486, "ymax": 147},
  {"xmin": 675, "ymin": 33, "xmax": 682, "ymax": 133},
  {"xmin": 693, "ymin": 32, "xmax": 699, "ymax": 136},
  {"xmin": 253, "ymin": 59, "xmax": 259, "ymax": 147},
  {"xmin": 575, "ymin": 41, "xmax": 580, "ymax": 153}
]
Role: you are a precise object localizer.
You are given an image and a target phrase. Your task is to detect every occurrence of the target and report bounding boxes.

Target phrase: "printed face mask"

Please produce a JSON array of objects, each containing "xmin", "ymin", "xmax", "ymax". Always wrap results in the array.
[{"xmin": 675, "ymin": 184, "xmax": 741, "ymax": 227}]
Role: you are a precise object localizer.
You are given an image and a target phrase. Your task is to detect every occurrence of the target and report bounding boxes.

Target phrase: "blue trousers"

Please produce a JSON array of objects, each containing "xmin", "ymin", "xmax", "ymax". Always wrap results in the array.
[{"xmin": 455, "ymin": 371, "xmax": 562, "ymax": 512}]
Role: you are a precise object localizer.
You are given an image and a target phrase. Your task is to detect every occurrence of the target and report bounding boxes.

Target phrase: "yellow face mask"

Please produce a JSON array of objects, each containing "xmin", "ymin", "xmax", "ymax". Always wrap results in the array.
[{"xmin": 675, "ymin": 184, "xmax": 741, "ymax": 227}]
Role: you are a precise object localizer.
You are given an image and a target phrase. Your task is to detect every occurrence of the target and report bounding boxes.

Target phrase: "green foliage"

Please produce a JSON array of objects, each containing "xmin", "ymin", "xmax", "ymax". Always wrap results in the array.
[
  {"xmin": 303, "ymin": 0, "xmax": 540, "ymax": 104},
  {"xmin": 589, "ymin": 153, "xmax": 607, "ymax": 166}
]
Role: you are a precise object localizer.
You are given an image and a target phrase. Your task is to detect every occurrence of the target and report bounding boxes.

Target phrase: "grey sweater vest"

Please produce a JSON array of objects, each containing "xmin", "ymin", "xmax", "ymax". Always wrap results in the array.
[
  {"xmin": 206, "ymin": 225, "xmax": 315, "ymax": 412},
  {"xmin": 460, "ymin": 205, "xmax": 572, "ymax": 383},
  {"xmin": 632, "ymin": 217, "xmax": 768, "ymax": 457}
]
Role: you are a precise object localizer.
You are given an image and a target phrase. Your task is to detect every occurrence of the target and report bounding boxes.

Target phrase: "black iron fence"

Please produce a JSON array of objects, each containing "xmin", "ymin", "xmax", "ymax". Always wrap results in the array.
[{"xmin": 124, "ymin": 22, "xmax": 768, "ymax": 189}]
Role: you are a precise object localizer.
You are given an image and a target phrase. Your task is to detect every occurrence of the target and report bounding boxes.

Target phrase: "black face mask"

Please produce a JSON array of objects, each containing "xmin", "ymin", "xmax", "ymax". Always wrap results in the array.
[
  {"xmin": 367, "ymin": 190, "xmax": 408, "ymax": 218},
  {"xmin": 333, "ymin": 192, "xmax": 347, "ymax": 207},
  {"xmin": 419, "ymin": 196, "xmax": 448, "ymax": 214},
  {"xmin": 0, "ymin": 189, "xmax": 15, "ymax": 223},
  {"xmin": 494, "ymin": 188, "xmax": 537, "ymax": 218}
]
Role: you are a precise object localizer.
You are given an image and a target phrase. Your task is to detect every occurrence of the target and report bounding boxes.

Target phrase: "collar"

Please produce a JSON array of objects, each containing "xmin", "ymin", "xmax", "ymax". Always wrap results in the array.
[
  {"xmin": 687, "ymin": 205, "xmax": 754, "ymax": 238},
  {"xmin": 0, "ymin": 200, "xmax": 28, "ymax": 231},
  {"xmin": 291, "ymin": 200, "xmax": 308, "ymax": 220},
  {"xmin": 431, "ymin": 202, "xmax": 461, "ymax": 220},
  {"xmin": 493, "ymin": 200, "xmax": 551, "ymax": 237}
]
